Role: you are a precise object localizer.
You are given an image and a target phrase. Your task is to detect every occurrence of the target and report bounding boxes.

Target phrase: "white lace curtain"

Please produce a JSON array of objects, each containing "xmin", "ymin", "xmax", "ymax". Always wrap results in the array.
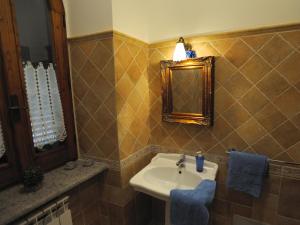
[
  {"xmin": 0, "ymin": 121, "xmax": 6, "ymax": 159},
  {"xmin": 24, "ymin": 62, "xmax": 67, "ymax": 150}
]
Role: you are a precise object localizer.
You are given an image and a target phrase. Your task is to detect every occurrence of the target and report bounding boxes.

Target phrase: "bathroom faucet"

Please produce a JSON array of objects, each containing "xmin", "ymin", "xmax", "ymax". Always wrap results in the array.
[{"xmin": 176, "ymin": 154, "xmax": 186, "ymax": 168}]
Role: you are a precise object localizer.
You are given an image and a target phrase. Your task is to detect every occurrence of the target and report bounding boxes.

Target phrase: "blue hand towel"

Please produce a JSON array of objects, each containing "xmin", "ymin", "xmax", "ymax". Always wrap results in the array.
[
  {"xmin": 170, "ymin": 180, "xmax": 216, "ymax": 225},
  {"xmin": 227, "ymin": 150, "xmax": 268, "ymax": 198}
]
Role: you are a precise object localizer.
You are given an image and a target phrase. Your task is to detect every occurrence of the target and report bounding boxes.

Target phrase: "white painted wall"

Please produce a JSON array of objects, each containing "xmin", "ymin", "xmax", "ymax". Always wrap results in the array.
[
  {"xmin": 147, "ymin": 0, "xmax": 300, "ymax": 42},
  {"xmin": 63, "ymin": 0, "xmax": 300, "ymax": 42},
  {"xmin": 62, "ymin": 0, "xmax": 113, "ymax": 38},
  {"xmin": 112, "ymin": 0, "xmax": 149, "ymax": 42}
]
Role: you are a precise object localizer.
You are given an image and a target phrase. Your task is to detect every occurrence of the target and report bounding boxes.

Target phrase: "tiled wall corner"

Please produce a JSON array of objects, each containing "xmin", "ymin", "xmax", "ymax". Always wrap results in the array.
[
  {"xmin": 113, "ymin": 32, "xmax": 151, "ymax": 161},
  {"xmin": 69, "ymin": 33, "xmax": 120, "ymax": 162},
  {"xmin": 69, "ymin": 32, "xmax": 152, "ymax": 168},
  {"xmin": 69, "ymin": 32, "xmax": 154, "ymax": 225}
]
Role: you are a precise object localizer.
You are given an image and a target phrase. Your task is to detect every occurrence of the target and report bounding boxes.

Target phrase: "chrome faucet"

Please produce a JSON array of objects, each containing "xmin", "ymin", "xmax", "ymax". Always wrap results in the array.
[{"xmin": 176, "ymin": 154, "xmax": 186, "ymax": 168}]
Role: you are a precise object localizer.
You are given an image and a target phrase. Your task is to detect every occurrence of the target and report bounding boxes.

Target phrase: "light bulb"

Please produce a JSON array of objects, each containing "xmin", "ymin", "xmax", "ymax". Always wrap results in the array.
[{"xmin": 173, "ymin": 42, "xmax": 186, "ymax": 62}]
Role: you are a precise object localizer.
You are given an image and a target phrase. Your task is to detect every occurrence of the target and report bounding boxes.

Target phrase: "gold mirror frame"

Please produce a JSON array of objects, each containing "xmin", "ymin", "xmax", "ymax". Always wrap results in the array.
[{"xmin": 160, "ymin": 57, "xmax": 214, "ymax": 126}]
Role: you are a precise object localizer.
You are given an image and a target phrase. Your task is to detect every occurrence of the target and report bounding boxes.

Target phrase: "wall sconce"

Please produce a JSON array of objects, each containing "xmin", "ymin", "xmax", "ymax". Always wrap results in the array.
[
  {"xmin": 173, "ymin": 37, "xmax": 196, "ymax": 62},
  {"xmin": 173, "ymin": 37, "xmax": 187, "ymax": 62}
]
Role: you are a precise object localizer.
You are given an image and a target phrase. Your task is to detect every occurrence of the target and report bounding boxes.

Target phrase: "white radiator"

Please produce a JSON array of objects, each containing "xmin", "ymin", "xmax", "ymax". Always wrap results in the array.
[{"xmin": 17, "ymin": 196, "xmax": 73, "ymax": 225}]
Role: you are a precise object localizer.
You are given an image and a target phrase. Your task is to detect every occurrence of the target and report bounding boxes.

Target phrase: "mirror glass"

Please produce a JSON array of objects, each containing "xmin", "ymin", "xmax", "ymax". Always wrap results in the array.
[
  {"xmin": 172, "ymin": 68, "xmax": 203, "ymax": 114},
  {"xmin": 161, "ymin": 57, "xmax": 214, "ymax": 126}
]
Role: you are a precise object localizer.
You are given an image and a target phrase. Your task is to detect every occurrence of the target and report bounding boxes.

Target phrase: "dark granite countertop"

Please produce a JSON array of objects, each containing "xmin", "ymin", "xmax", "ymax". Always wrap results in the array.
[{"xmin": 0, "ymin": 159, "xmax": 107, "ymax": 225}]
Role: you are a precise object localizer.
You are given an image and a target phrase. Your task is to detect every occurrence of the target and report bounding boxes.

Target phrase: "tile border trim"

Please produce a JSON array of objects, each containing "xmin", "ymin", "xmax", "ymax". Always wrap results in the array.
[{"xmin": 67, "ymin": 23, "xmax": 300, "ymax": 46}]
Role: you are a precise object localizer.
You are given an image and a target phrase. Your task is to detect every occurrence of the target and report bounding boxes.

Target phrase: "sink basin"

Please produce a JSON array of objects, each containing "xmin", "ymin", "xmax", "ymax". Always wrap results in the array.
[{"xmin": 130, "ymin": 153, "xmax": 218, "ymax": 201}]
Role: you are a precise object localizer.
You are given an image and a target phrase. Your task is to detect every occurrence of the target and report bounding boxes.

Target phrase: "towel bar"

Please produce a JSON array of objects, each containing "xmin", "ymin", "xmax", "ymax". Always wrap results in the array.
[{"xmin": 225, "ymin": 149, "xmax": 300, "ymax": 166}]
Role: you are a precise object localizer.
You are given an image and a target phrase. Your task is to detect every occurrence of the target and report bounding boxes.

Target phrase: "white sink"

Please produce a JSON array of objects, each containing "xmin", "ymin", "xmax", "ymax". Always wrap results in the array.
[
  {"xmin": 130, "ymin": 153, "xmax": 218, "ymax": 200},
  {"xmin": 130, "ymin": 153, "xmax": 218, "ymax": 225}
]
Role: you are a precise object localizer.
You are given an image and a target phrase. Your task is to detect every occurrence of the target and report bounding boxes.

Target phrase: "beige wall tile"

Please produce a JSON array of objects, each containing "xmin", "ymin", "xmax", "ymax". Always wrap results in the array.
[
  {"xmin": 280, "ymin": 30, "xmax": 300, "ymax": 50},
  {"xmin": 69, "ymin": 26, "xmax": 300, "ymax": 225},
  {"xmin": 271, "ymin": 121, "xmax": 300, "ymax": 149},
  {"xmin": 257, "ymin": 70, "xmax": 290, "ymax": 100},
  {"xmin": 240, "ymin": 54, "xmax": 272, "ymax": 83},
  {"xmin": 278, "ymin": 178, "xmax": 300, "ymax": 220},
  {"xmin": 259, "ymin": 35, "xmax": 293, "ymax": 66},
  {"xmin": 225, "ymin": 39, "xmax": 255, "ymax": 68},
  {"xmin": 242, "ymin": 33, "xmax": 273, "ymax": 51}
]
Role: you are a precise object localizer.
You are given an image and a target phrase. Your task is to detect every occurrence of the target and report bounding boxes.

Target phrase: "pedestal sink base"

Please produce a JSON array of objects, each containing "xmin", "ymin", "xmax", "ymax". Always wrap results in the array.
[{"xmin": 165, "ymin": 201, "xmax": 171, "ymax": 225}]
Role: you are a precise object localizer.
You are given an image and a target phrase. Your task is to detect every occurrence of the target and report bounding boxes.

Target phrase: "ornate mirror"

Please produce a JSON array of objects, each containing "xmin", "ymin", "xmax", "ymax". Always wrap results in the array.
[{"xmin": 161, "ymin": 57, "xmax": 214, "ymax": 126}]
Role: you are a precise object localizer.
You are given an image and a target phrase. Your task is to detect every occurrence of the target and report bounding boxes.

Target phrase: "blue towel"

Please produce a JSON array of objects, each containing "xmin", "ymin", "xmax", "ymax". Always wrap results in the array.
[
  {"xmin": 170, "ymin": 180, "xmax": 216, "ymax": 225},
  {"xmin": 227, "ymin": 150, "xmax": 268, "ymax": 198}
]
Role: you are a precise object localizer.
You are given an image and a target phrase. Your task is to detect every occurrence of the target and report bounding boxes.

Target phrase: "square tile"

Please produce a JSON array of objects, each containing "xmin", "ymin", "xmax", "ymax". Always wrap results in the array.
[
  {"xmin": 194, "ymin": 131, "xmax": 218, "ymax": 151},
  {"xmin": 211, "ymin": 116, "xmax": 234, "ymax": 140},
  {"xmin": 263, "ymin": 175, "xmax": 281, "ymax": 195},
  {"xmin": 274, "ymin": 87, "xmax": 300, "ymax": 118},
  {"xmin": 96, "ymin": 133, "xmax": 118, "ymax": 158},
  {"xmin": 92, "ymin": 72, "xmax": 114, "ymax": 101},
  {"xmin": 281, "ymin": 30, "xmax": 300, "ymax": 49},
  {"xmin": 94, "ymin": 105, "xmax": 115, "ymax": 130},
  {"xmin": 116, "ymin": 75, "xmax": 134, "ymax": 101},
  {"xmin": 259, "ymin": 35, "xmax": 293, "ymax": 66},
  {"xmin": 221, "ymin": 131, "xmax": 248, "ymax": 150},
  {"xmin": 208, "ymin": 144, "xmax": 227, "ymax": 156},
  {"xmin": 273, "ymin": 152, "xmax": 294, "ymax": 162},
  {"xmin": 215, "ymin": 57, "xmax": 237, "ymax": 84},
  {"xmin": 78, "ymin": 131, "xmax": 94, "ymax": 153},
  {"xmin": 237, "ymin": 118, "xmax": 266, "ymax": 145},
  {"xmin": 127, "ymin": 60, "xmax": 142, "ymax": 84},
  {"xmin": 82, "ymin": 90, "xmax": 101, "ymax": 115},
  {"xmin": 296, "ymin": 81, "xmax": 300, "ymax": 92},
  {"xmin": 90, "ymin": 42, "xmax": 112, "ymax": 71},
  {"xmin": 223, "ymin": 72, "xmax": 253, "ymax": 99},
  {"xmin": 171, "ymin": 127, "xmax": 192, "ymax": 147},
  {"xmin": 252, "ymin": 193, "xmax": 278, "ymax": 224},
  {"xmin": 291, "ymin": 113, "xmax": 300, "ymax": 129},
  {"xmin": 287, "ymin": 142, "xmax": 300, "ymax": 163},
  {"xmin": 277, "ymin": 52, "xmax": 300, "ymax": 85},
  {"xmin": 71, "ymin": 46, "xmax": 87, "ymax": 71},
  {"xmin": 257, "ymin": 70, "xmax": 290, "ymax": 100},
  {"xmin": 79, "ymin": 39, "xmax": 98, "ymax": 56},
  {"xmin": 242, "ymin": 33, "xmax": 273, "ymax": 51},
  {"xmin": 73, "ymin": 76, "xmax": 89, "ymax": 100},
  {"xmin": 239, "ymin": 87, "xmax": 269, "ymax": 115},
  {"xmin": 116, "ymin": 44, "xmax": 134, "ymax": 70},
  {"xmin": 211, "ymin": 38, "xmax": 236, "ymax": 55},
  {"xmin": 230, "ymin": 203, "xmax": 252, "ymax": 218},
  {"xmin": 254, "ymin": 103, "xmax": 287, "ymax": 132},
  {"xmin": 215, "ymin": 87, "xmax": 236, "ymax": 113},
  {"xmin": 81, "ymin": 60, "xmax": 101, "ymax": 86},
  {"xmin": 223, "ymin": 103, "xmax": 251, "ymax": 129},
  {"xmin": 225, "ymin": 40, "xmax": 254, "ymax": 68},
  {"xmin": 278, "ymin": 178, "xmax": 300, "ymax": 220},
  {"xmin": 240, "ymin": 55, "xmax": 272, "ymax": 83},
  {"xmin": 252, "ymin": 135, "xmax": 283, "ymax": 158},
  {"xmin": 271, "ymin": 121, "xmax": 300, "ymax": 149}
]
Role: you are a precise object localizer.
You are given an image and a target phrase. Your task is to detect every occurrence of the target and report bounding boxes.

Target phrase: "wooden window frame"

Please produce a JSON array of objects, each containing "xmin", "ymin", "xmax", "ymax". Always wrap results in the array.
[{"xmin": 0, "ymin": 0, "xmax": 77, "ymax": 189}]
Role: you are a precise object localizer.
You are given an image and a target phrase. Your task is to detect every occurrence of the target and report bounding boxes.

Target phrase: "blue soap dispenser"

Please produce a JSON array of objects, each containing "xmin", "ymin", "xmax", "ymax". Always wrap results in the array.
[{"xmin": 196, "ymin": 151, "xmax": 204, "ymax": 172}]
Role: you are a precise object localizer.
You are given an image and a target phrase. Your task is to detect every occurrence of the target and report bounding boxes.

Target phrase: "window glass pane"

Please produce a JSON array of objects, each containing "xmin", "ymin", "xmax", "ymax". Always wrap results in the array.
[
  {"xmin": 14, "ymin": 0, "xmax": 67, "ymax": 151},
  {"xmin": 14, "ymin": 0, "xmax": 54, "ymax": 64}
]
